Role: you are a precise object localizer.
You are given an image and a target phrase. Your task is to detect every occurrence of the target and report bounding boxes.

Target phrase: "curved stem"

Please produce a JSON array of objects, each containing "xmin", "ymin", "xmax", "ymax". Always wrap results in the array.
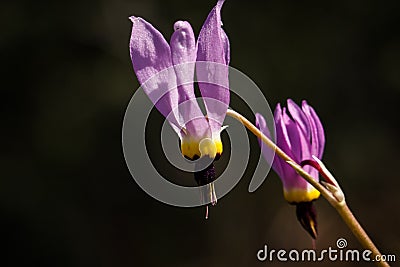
[{"xmin": 226, "ymin": 109, "xmax": 390, "ymax": 267}]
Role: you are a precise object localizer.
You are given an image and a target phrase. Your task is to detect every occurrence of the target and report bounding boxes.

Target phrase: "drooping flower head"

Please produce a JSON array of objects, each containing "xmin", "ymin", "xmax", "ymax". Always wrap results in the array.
[
  {"xmin": 256, "ymin": 99, "xmax": 325, "ymax": 238},
  {"xmin": 129, "ymin": 0, "xmax": 229, "ymax": 211}
]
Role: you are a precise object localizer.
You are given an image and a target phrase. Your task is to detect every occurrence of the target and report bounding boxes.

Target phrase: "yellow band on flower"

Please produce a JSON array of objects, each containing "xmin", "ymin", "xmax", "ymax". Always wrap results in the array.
[
  {"xmin": 284, "ymin": 187, "xmax": 320, "ymax": 204},
  {"xmin": 181, "ymin": 137, "xmax": 223, "ymax": 160}
]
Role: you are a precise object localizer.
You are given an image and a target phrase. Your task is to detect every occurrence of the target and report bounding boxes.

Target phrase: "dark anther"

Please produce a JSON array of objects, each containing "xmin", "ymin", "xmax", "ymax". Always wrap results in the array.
[
  {"xmin": 296, "ymin": 201, "xmax": 318, "ymax": 239},
  {"xmin": 194, "ymin": 162, "xmax": 216, "ymax": 186}
]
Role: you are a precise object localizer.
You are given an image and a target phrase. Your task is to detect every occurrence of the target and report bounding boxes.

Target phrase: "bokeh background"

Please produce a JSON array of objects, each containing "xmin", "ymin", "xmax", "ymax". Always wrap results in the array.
[{"xmin": 1, "ymin": 0, "xmax": 400, "ymax": 266}]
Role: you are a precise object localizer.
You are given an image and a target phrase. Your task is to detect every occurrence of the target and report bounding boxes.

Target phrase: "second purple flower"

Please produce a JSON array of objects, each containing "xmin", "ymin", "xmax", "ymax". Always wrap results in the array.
[{"xmin": 256, "ymin": 99, "xmax": 325, "ymax": 239}]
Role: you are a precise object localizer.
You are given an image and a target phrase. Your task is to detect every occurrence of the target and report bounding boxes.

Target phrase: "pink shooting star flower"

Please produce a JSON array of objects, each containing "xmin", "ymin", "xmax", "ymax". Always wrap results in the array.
[
  {"xmin": 129, "ymin": 0, "xmax": 230, "ymax": 216},
  {"xmin": 256, "ymin": 99, "xmax": 325, "ymax": 239}
]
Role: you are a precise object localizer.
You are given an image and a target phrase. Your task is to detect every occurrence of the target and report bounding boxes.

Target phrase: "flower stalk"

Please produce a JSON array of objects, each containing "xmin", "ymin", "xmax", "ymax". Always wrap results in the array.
[{"xmin": 226, "ymin": 108, "xmax": 390, "ymax": 267}]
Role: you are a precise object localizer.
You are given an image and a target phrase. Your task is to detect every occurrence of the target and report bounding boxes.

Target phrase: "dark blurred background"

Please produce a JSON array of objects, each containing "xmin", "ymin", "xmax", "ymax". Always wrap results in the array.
[{"xmin": 1, "ymin": 0, "xmax": 400, "ymax": 266}]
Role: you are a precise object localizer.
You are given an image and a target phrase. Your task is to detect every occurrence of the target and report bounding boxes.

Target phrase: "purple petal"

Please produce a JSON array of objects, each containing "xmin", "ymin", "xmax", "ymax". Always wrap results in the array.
[
  {"xmin": 255, "ymin": 113, "xmax": 283, "ymax": 177},
  {"xmin": 281, "ymin": 167, "xmax": 319, "ymax": 192},
  {"xmin": 281, "ymin": 108, "xmax": 302, "ymax": 162},
  {"xmin": 129, "ymin": 16, "xmax": 180, "ymax": 130},
  {"xmin": 283, "ymin": 107, "xmax": 313, "ymax": 164},
  {"xmin": 170, "ymin": 21, "xmax": 197, "ymax": 70},
  {"xmin": 302, "ymin": 101, "xmax": 325, "ymax": 159},
  {"xmin": 308, "ymin": 105, "xmax": 325, "ymax": 159},
  {"xmin": 170, "ymin": 21, "xmax": 210, "ymax": 138},
  {"xmin": 287, "ymin": 99, "xmax": 310, "ymax": 140},
  {"xmin": 196, "ymin": 0, "xmax": 230, "ymax": 135},
  {"xmin": 277, "ymin": 105, "xmax": 317, "ymax": 187},
  {"xmin": 197, "ymin": 0, "xmax": 229, "ymax": 65},
  {"xmin": 274, "ymin": 104, "xmax": 297, "ymax": 180},
  {"xmin": 283, "ymin": 103, "xmax": 318, "ymax": 187},
  {"xmin": 257, "ymin": 101, "xmax": 323, "ymax": 193},
  {"xmin": 221, "ymin": 26, "xmax": 230, "ymax": 65}
]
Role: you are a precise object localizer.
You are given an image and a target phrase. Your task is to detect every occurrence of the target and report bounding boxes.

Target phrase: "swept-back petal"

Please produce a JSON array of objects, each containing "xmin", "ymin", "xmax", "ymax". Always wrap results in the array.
[
  {"xmin": 283, "ymin": 107, "xmax": 313, "ymax": 164},
  {"xmin": 171, "ymin": 21, "xmax": 197, "ymax": 70},
  {"xmin": 170, "ymin": 21, "xmax": 210, "ymax": 139},
  {"xmin": 276, "ymin": 105, "xmax": 316, "ymax": 190},
  {"xmin": 129, "ymin": 16, "xmax": 180, "ymax": 131},
  {"xmin": 274, "ymin": 104, "xmax": 297, "ymax": 180},
  {"xmin": 197, "ymin": 0, "xmax": 229, "ymax": 65},
  {"xmin": 281, "ymin": 108, "xmax": 301, "ymax": 162},
  {"xmin": 287, "ymin": 99, "xmax": 310, "ymax": 140},
  {"xmin": 302, "ymin": 101, "xmax": 325, "ymax": 158},
  {"xmin": 196, "ymin": 0, "xmax": 230, "ymax": 136}
]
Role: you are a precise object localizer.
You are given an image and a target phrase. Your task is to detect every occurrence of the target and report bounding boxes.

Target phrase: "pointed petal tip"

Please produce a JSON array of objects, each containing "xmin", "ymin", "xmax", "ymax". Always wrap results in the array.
[
  {"xmin": 301, "ymin": 99, "xmax": 309, "ymax": 109},
  {"xmin": 129, "ymin": 16, "xmax": 148, "ymax": 26},
  {"xmin": 273, "ymin": 103, "xmax": 281, "ymax": 119},
  {"xmin": 296, "ymin": 202, "xmax": 318, "ymax": 240},
  {"xmin": 217, "ymin": 0, "xmax": 227, "ymax": 27},
  {"xmin": 287, "ymin": 98, "xmax": 300, "ymax": 109},
  {"xmin": 276, "ymin": 102, "xmax": 282, "ymax": 112},
  {"xmin": 129, "ymin": 16, "xmax": 138, "ymax": 23}
]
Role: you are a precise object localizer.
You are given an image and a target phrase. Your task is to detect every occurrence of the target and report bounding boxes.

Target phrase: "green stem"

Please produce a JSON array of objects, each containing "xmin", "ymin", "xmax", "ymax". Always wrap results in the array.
[{"xmin": 226, "ymin": 109, "xmax": 390, "ymax": 267}]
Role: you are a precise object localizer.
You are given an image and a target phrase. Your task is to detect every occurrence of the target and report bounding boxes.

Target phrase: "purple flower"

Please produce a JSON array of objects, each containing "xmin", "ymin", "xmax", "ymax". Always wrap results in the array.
[
  {"xmin": 255, "ymin": 99, "xmax": 325, "ymax": 238},
  {"xmin": 129, "ymin": 1, "xmax": 229, "ymax": 210},
  {"xmin": 129, "ymin": 0, "xmax": 229, "ymax": 161}
]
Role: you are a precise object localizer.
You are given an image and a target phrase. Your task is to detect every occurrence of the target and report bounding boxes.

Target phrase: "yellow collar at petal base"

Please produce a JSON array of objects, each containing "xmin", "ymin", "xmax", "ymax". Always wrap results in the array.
[
  {"xmin": 181, "ymin": 137, "xmax": 223, "ymax": 160},
  {"xmin": 284, "ymin": 187, "xmax": 320, "ymax": 204}
]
